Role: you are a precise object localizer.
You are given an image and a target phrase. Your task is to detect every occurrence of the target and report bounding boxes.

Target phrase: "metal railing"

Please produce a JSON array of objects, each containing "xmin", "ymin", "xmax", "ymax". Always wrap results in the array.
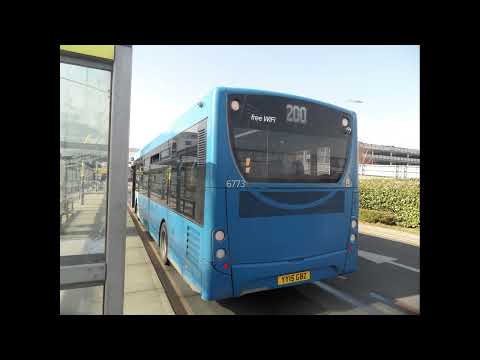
[{"xmin": 358, "ymin": 164, "xmax": 420, "ymax": 179}]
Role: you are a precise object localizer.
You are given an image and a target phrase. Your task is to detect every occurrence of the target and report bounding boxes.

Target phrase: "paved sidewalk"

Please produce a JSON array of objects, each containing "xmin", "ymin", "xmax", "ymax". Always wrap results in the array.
[
  {"xmin": 60, "ymin": 193, "xmax": 106, "ymax": 256},
  {"xmin": 123, "ymin": 213, "xmax": 174, "ymax": 315},
  {"xmin": 359, "ymin": 222, "xmax": 420, "ymax": 247}
]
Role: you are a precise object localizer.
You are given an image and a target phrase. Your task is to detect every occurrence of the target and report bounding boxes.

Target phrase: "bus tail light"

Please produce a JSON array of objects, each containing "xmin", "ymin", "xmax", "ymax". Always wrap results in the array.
[
  {"xmin": 231, "ymin": 100, "xmax": 240, "ymax": 111},
  {"xmin": 214, "ymin": 230, "xmax": 225, "ymax": 241},
  {"xmin": 216, "ymin": 249, "xmax": 226, "ymax": 259}
]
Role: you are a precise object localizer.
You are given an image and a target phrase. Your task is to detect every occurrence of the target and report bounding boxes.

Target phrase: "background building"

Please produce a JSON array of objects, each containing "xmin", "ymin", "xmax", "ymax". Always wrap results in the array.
[
  {"xmin": 358, "ymin": 142, "xmax": 419, "ymax": 165},
  {"xmin": 128, "ymin": 147, "xmax": 139, "ymax": 166},
  {"xmin": 128, "ymin": 148, "xmax": 139, "ymax": 181},
  {"xmin": 129, "ymin": 147, "xmax": 139, "ymax": 161}
]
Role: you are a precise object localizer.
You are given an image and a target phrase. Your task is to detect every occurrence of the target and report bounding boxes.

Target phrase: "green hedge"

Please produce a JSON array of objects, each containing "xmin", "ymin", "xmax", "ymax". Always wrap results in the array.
[
  {"xmin": 359, "ymin": 178, "xmax": 420, "ymax": 228},
  {"xmin": 359, "ymin": 209, "xmax": 397, "ymax": 225}
]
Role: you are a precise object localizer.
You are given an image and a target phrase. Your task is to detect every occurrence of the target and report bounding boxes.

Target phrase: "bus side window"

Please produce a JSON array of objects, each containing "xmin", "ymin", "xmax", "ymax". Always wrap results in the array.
[
  {"xmin": 148, "ymin": 118, "xmax": 206, "ymax": 225},
  {"xmin": 143, "ymin": 171, "xmax": 149, "ymax": 197},
  {"xmin": 167, "ymin": 166, "xmax": 177, "ymax": 210},
  {"xmin": 149, "ymin": 168, "xmax": 164, "ymax": 205},
  {"xmin": 162, "ymin": 168, "xmax": 167, "ymax": 199},
  {"xmin": 179, "ymin": 162, "xmax": 196, "ymax": 219}
]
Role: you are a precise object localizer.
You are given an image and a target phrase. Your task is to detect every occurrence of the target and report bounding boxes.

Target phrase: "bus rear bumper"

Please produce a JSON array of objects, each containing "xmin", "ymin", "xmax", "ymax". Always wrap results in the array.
[{"xmin": 231, "ymin": 250, "xmax": 349, "ymax": 298}]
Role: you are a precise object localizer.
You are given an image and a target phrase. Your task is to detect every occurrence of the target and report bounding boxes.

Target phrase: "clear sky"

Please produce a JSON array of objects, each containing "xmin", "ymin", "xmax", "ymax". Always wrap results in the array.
[{"xmin": 129, "ymin": 45, "xmax": 419, "ymax": 150}]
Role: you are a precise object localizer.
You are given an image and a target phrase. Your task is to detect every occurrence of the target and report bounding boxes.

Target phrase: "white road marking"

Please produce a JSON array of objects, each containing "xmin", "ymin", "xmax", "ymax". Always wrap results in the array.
[
  {"xmin": 358, "ymin": 250, "xmax": 420, "ymax": 273},
  {"xmin": 314, "ymin": 281, "xmax": 384, "ymax": 315}
]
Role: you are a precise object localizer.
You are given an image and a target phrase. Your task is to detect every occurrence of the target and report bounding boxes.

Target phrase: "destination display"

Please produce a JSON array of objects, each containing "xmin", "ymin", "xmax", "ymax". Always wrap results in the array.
[{"xmin": 228, "ymin": 93, "xmax": 350, "ymax": 137}]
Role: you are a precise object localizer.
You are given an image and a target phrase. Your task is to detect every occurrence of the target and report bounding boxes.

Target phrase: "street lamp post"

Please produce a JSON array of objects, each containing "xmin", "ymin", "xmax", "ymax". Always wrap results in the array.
[{"xmin": 346, "ymin": 99, "xmax": 364, "ymax": 104}]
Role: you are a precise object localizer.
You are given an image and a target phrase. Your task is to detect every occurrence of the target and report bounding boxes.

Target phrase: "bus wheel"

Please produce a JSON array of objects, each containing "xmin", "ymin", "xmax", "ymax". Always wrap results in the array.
[{"xmin": 159, "ymin": 222, "xmax": 170, "ymax": 265}]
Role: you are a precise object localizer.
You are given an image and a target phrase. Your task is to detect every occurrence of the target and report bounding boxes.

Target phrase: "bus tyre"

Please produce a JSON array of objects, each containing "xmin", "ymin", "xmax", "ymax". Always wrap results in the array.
[{"xmin": 160, "ymin": 222, "xmax": 170, "ymax": 265}]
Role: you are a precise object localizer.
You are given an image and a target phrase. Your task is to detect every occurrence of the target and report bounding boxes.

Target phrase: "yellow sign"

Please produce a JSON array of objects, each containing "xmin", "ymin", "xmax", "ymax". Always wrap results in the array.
[
  {"xmin": 277, "ymin": 271, "xmax": 311, "ymax": 286},
  {"xmin": 60, "ymin": 45, "xmax": 115, "ymax": 60},
  {"xmin": 97, "ymin": 167, "xmax": 108, "ymax": 175}
]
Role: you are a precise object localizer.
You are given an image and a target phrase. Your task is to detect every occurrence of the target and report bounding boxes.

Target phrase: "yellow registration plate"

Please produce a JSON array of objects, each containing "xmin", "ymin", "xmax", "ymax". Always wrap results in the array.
[{"xmin": 277, "ymin": 271, "xmax": 311, "ymax": 286}]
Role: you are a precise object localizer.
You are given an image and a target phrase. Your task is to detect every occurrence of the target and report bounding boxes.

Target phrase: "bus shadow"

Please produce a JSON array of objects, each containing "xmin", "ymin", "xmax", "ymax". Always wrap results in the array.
[{"xmin": 217, "ymin": 284, "xmax": 355, "ymax": 315}]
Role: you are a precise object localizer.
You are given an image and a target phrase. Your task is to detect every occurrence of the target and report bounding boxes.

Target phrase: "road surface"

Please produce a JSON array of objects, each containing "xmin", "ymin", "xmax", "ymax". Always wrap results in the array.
[{"xmin": 131, "ymin": 208, "xmax": 420, "ymax": 315}]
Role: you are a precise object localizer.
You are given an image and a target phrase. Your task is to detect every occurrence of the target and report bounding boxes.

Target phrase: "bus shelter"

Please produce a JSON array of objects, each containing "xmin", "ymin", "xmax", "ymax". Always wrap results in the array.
[{"xmin": 60, "ymin": 45, "xmax": 132, "ymax": 314}]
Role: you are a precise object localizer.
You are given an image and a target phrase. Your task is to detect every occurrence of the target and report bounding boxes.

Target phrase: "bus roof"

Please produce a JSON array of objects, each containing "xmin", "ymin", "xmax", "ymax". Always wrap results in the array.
[{"xmin": 216, "ymin": 87, "xmax": 354, "ymax": 114}]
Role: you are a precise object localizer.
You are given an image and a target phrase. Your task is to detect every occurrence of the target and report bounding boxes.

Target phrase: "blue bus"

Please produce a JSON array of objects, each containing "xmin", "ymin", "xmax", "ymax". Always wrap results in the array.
[{"xmin": 131, "ymin": 87, "xmax": 358, "ymax": 301}]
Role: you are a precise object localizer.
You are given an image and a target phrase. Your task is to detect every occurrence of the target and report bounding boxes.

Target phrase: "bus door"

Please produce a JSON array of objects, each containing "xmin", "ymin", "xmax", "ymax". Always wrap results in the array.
[
  {"xmin": 138, "ymin": 172, "xmax": 150, "ymax": 228},
  {"xmin": 166, "ymin": 164, "xmax": 184, "ymax": 267},
  {"xmin": 144, "ymin": 172, "xmax": 151, "ymax": 229}
]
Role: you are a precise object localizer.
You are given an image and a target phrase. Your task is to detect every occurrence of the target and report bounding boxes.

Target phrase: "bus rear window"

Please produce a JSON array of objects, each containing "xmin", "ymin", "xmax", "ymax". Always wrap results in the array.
[{"xmin": 227, "ymin": 94, "xmax": 352, "ymax": 183}]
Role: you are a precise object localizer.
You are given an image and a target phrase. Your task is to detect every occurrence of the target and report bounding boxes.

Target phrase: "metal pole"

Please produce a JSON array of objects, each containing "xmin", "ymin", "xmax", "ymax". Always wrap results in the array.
[
  {"xmin": 80, "ymin": 161, "xmax": 85, "ymax": 205},
  {"xmin": 81, "ymin": 177, "xmax": 85, "ymax": 205},
  {"xmin": 103, "ymin": 45, "xmax": 132, "ymax": 315},
  {"xmin": 96, "ymin": 162, "xmax": 98, "ymax": 192}
]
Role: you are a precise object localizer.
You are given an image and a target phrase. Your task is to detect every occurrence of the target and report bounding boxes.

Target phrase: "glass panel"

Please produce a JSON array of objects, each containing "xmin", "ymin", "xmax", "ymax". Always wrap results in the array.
[
  {"xmin": 60, "ymin": 63, "xmax": 111, "ymax": 257},
  {"xmin": 144, "ymin": 119, "xmax": 207, "ymax": 224},
  {"xmin": 60, "ymin": 286, "xmax": 104, "ymax": 315},
  {"xmin": 150, "ymin": 166, "xmax": 168, "ymax": 207},
  {"xmin": 228, "ymin": 94, "xmax": 351, "ymax": 183}
]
